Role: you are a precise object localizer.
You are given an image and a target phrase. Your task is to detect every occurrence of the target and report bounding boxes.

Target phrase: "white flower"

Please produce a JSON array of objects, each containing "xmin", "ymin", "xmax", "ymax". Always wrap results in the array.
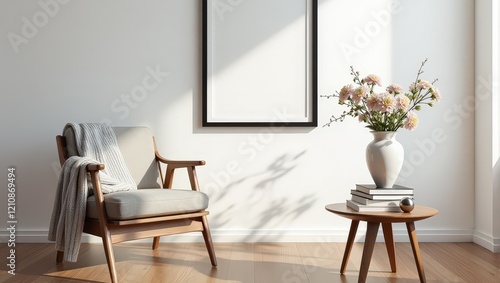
[{"xmin": 327, "ymin": 59, "xmax": 440, "ymax": 131}]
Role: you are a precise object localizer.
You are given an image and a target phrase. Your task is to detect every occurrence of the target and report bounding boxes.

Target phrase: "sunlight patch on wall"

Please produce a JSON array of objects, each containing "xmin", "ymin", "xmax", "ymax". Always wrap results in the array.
[{"xmin": 211, "ymin": 15, "xmax": 308, "ymax": 120}]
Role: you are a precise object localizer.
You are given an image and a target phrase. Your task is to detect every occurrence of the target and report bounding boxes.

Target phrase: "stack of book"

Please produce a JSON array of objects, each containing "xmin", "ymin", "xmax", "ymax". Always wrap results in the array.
[{"xmin": 346, "ymin": 184, "xmax": 414, "ymax": 212}]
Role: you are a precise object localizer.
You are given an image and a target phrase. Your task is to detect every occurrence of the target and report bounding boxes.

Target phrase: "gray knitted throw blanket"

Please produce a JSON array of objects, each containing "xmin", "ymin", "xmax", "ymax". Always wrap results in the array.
[{"xmin": 48, "ymin": 123, "xmax": 137, "ymax": 262}]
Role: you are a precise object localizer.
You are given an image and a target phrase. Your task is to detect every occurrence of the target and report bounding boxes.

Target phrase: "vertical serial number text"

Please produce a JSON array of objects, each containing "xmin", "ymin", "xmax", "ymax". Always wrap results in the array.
[{"xmin": 7, "ymin": 167, "xmax": 17, "ymax": 275}]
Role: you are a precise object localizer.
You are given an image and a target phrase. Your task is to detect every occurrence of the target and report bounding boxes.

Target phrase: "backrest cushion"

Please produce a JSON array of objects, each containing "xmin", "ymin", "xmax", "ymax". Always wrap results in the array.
[{"xmin": 63, "ymin": 126, "xmax": 162, "ymax": 189}]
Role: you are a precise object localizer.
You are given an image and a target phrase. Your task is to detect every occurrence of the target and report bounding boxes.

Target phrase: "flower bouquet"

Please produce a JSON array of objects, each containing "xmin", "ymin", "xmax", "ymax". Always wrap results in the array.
[{"xmin": 323, "ymin": 59, "xmax": 440, "ymax": 131}]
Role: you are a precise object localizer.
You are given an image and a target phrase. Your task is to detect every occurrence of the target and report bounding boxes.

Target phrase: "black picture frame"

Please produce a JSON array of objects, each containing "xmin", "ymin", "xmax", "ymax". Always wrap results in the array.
[{"xmin": 202, "ymin": 0, "xmax": 317, "ymax": 127}]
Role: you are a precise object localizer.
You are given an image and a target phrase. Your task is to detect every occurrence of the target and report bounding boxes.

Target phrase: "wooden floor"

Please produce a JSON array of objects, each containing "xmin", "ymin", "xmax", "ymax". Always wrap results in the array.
[{"xmin": 1, "ymin": 242, "xmax": 499, "ymax": 283}]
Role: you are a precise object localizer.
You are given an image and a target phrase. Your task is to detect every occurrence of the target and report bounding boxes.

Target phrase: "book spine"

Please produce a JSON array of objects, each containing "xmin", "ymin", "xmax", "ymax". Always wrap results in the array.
[
  {"xmin": 356, "ymin": 188, "xmax": 414, "ymax": 195},
  {"xmin": 346, "ymin": 200, "xmax": 359, "ymax": 211},
  {"xmin": 346, "ymin": 200, "xmax": 402, "ymax": 212},
  {"xmin": 351, "ymin": 195, "xmax": 400, "ymax": 206},
  {"xmin": 355, "ymin": 184, "xmax": 414, "ymax": 194}
]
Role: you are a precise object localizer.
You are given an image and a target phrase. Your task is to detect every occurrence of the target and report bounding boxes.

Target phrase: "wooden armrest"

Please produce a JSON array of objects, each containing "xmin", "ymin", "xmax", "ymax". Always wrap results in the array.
[
  {"xmin": 156, "ymin": 153, "xmax": 205, "ymax": 190},
  {"xmin": 153, "ymin": 137, "xmax": 205, "ymax": 190},
  {"xmin": 86, "ymin": 163, "xmax": 105, "ymax": 171},
  {"xmin": 155, "ymin": 152, "xmax": 205, "ymax": 168},
  {"xmin": 153, "ymin": 136, "xmax": 205, "ymax": 168}
]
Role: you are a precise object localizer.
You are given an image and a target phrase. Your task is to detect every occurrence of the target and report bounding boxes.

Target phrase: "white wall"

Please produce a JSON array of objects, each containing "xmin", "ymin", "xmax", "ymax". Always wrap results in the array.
[
  {"xmin": 0, "ymin": 0, "xmax": 475, "ymax": 243},
  {"xmin": 474, "ymin": 0, "xmax": 500, "ymax": 252}
]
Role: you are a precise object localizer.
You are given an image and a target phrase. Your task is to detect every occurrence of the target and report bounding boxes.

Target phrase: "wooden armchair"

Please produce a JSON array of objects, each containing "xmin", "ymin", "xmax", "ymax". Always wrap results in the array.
[{"xmin": 55, "ymin": 126, "xmax": 217, "ymax": 283}]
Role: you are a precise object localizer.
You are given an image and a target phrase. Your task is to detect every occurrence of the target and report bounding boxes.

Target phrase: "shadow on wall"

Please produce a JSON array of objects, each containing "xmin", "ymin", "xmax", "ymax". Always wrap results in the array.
[
  {"xmin": 222, "ymin": 150, "xmax": 307, "ymax": 192},
  {"xmin": 207, "ymin": 0, "xmax": 308, "ymax": 74},
  {"xmin": 209, "ymin": 150, "xmax": 318, "ymax": 241}
]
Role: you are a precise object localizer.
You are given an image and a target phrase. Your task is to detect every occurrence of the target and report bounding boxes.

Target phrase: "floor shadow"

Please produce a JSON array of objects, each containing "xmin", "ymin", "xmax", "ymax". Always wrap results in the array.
[{"xmin": 20, "ymin": 242, "xmax": 449, "ymax": 282}]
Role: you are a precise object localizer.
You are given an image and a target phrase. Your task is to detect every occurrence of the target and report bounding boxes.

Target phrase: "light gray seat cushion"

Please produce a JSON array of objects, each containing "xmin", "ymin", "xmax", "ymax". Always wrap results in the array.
[{"xmin": 87, "ymin": 188, "xmax": 209, "ymax": 220}]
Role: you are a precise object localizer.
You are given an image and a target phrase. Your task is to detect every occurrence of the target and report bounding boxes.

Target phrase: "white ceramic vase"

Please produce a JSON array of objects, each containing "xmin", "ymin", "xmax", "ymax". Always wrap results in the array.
[{"xmin": 365, "ymin": 131, "xmax": 404, "ymax": 188}]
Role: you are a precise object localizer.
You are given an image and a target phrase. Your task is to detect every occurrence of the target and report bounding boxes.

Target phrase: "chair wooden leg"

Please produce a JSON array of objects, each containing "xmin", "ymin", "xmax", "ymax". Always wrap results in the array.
[
  {"xmin": 101, "ymin": 230, "xmax": 118, "ymax": 283},
  {"xmin": 152, "ymin": 236, "xmax": 161, "ymax": 250},
  {"xmin": 56, "ymin": 251, "xmax": 64, "ymax": 262},
  {"xmin": 201, "ymin": 216, "xmax": 217, "ymax": 267}
]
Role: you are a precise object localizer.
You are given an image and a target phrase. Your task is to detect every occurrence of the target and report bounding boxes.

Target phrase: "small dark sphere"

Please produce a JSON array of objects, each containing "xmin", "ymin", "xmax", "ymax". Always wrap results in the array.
[{"xmin": 399, "ymin": 197, "xmax": 414, "ymax": 213}]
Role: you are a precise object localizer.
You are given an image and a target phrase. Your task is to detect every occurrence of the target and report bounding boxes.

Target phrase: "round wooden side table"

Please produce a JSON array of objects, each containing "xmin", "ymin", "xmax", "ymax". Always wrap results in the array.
[{"xmin": 325, "ymin": 203, "xmax": 438, "ymax": 283}]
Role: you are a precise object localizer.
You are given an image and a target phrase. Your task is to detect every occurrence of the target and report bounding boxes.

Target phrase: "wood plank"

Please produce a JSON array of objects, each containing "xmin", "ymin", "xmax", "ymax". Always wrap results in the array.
[
  {"xmin": 137, "ymin": 242, "xmax": 191, "ymax": 282},
  {"xmin": 398, "ymin": 243, "xmax": 464, "ymax": 283},
  {"xmin": 164, "ymin": 242, "xmax": 229, "ymax": 283},
  {"xmin": 226, "ymin": 242, "xmax": 255, "ymax": 282},
  {"xmin": 296, "ymin": 242, "xmax": 358, "ymax": 283},
  {"xmin": 2, "ymin": 242, "xmax": 500, "ymax": 282},
  {"xmin": 254, "ymin": 243, "xmax": 306, "ymax": 283},
  {"xmin": 420, "ymin": 242, "xmax": 500, "ymax": 282}
]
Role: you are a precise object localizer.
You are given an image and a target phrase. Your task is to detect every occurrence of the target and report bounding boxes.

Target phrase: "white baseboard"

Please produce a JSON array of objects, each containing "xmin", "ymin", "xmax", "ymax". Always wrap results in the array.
[
  {"xmin": 0, "ymin": 228, "xmax": 474, "ymax": 244},
  {"xmin": 472, "ymin": 230, "xmax": 500, "ymax": 252}
]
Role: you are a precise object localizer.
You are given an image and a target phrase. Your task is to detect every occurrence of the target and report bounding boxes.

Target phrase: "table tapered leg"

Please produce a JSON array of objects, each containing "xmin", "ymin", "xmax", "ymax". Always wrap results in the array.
[
  {"xmin": 358, "ymin": 221, "xmax": 380, "ymax": 283},
  {"xmin": 340, "ymin": 220, "xmax": 360, "ymax": 274},
  {"xmin": 382, "ymin": 222, "xmax": 397, "ymax": 272},
  {"xmin": 406, "ymin": 221, "xmax": 426, "ymax": 283}
]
